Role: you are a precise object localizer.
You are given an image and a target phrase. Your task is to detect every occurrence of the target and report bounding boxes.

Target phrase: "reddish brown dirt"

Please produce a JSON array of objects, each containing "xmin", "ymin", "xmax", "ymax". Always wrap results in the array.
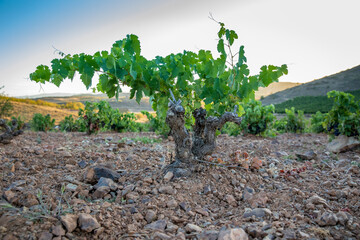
[{"xmin": 0, "ymin": 131, "xmax": 359, "ymax": 239}]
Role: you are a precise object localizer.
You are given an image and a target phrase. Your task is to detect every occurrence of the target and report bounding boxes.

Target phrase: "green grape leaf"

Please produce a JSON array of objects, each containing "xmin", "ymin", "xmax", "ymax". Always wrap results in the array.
[
  {"xmin": 30, "ymin": 65, "xmax": 51, "ymax": 83},
  {"xmin": 106, "ymin": 55, "xmax": 115, "ymax": 69},
  {"xmin": 130, "ymin": 64, "xmax": 137, "ymax": 79},
  {"xmin": 136, "ymin": 89, "xmax": 143, "ymax": 104},
  {"xmin": 50, "ymin": 73, "xmax": 63, "ymax": 87},
  {"xmin": 218, "ymin": 23, "xmax": 226, "ymax": 38},
  {"xmin": 238, "ymin": 46, "xmax": 247, "ymax": 66},
  {"xmin": 217, "ymin": 39, "xmax": 226, "ymax": 56}
]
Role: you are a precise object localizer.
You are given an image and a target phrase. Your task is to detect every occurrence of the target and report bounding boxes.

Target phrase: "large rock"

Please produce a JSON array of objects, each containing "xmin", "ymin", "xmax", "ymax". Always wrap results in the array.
[
  {"xmin": 94, "ymin": 167, "xmax": 120, "ymax": 181},
  {"xmin": 144, "ymin": 219, "xmax": 167, "ymax": 231},
  {"xmin": 145, "ymin": 210, "xmax": 157, "ymax": 223},
  {"xmin": 38, "ymin": 231, "xmax": 53, "ymax": 240},
  {"xmin": 218, "ymin": 228, "xmax": 248, "ymax": 240},
  {"xmin": 78, "ymin": 213, "xmax": 101, "ymax": 232},
  {"xmin": 51, "ymin": 224, "xmax": 65, "ymax": 236},
  {"xmin": 306, "ymin": 195, "xmax": 330, "ymax": 208},
  {"xmin": 327, "ymin": 135, "xmax": 360, "ymax": 153},
  {"xmin": 317, "ymin": 212, "xmax": 338, "ymax": 226},
  {"xmin": 197, "ymin": 230, "xmax": 219, "ymax": 240},
  {"xmin": 243, "ymin": 208, "xmax": 272, "ymax": 219},
  {"xmin": 296, "ymin": 150, "xmax": 317, "ymax": 160},
  {"xmin": 60, "ymin": 214, "xmax": 78, "ymax": 233},
  {"xmin": 185, "ymin": 223, "xmax": 202, "ymax": 233},
  {"xmin": 94, "ymin": 177, "xmax": 118, "ymax": 191},
  {"xmin": 92, "ymin": 186, "xmax": 111, "ymax": 199},
  {"xmin": 84, "ymin": 167, "xmax": 120, "ymax": 183}
]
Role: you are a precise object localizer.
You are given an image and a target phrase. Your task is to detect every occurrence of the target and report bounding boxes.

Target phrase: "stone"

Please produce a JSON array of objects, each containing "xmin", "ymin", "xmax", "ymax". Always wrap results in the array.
[
  {"xmin": 94, "ymin": 227, "xmax": 105, "ymax": 238},
  {"xmin": 242, "ymin": 187, "xmax": 254, "ymax": 201},
  {"xmin": 51, "ymin": 224, "xmax": 66, "ymax": 236},
  {"xmin": 327, "ymin": 135, "xmax": 360, "ymax": 153},
  {"xmin": 143, "ymin": 177, "xmax": 153, "ymax": 184},
  {"xmin": 93, "ymin": 186, "xmax": 110, "ymax": 199},
  {"xmin": 94, "ymin": 166, "xmax": 120, "ymax": 181},
  {"xmin": 3, "ymin": 190, "xmax": 16, "ymax": 204},
  {"xmin": 243, "ymin": 208, "xmax": 272, "ymax": 219},
  {"xmin": 94, "ymin": 177, "xmax": 118, "ymax": 191},
  {"xmin": 225, "ymin": 194, "xmax": 237, "ymax": 206},
  {"xmin": 185, "ymin": 223, "xmax": 202, "ymax": 233},
  {"xmin": 248, "ymin": 191, "xmax": 269, "ymax": 208},
  {"xmin": 145, "ymin": 210, "xmax": 157, "ymax": 223},
  {"xmin": 317, "ymin": 212, "xmax": 338, "ymax": 226},
  {"xmin": 195, "ymin": 207, "xmax": 209, "ymax": 216},
  {"xmin": 179, "ymin": 202, "xmax": 188, "ymax": 211},
  {"xmin": 306, "ymin": 195, "xmax": 330, "ymax": 208},
  {"xmin": 65, "ymin": 183, "xmax": 78, "ymax": 192},
  {"xmin": 197, "ymin": 230, "xmax": 219, "ymax": 240},
  {"xmin": 164, "ymin": 171, "xmax": 174, "ymax": 182},
  {"xmin": 218, "ymin": 228, "xmax": 248, "ymax": 240},
  {"xmin": 247, "ymin": 226, "xmax": 264, "ymax": 238},
  {"xmin": 296, "ymin": 150, "xmax": 317, "ymax": 160},
  {"xmin": 166, "ymin": 221, "xmax": 179, "ymax": 233},
  {"xmin": 166, "ymin": 199, "xmax": 178, "ymax": 208},
  {"xmin": 282, "ymin": 229, "xmax": 296, "ymax": 240},
  {"xmin": 298, "ymin": 231, "xmax": 310, "ymax": 238},
  {"xmin": 153, "ymin": 232, "xmax": 172, "ymax": 240},
  {"xmin": 144, "ymin": 219, "xmax": 167, "ymax": 231},
  {"xmin": 203, "ymin": 185, "xmax": 211, "ymax": 195},
  {"xmin": 78, "ymin": 160, "xmax": 87, "ymax": 169},
  {"xmin": 60, "ymin": 214, "xmax": 78, "ymax": 233},
  {"xmin": 336, "ymin": 211, "xmax": 349, "ymax": 226},
  {"xmin": 38, "ymin": 231, "xmax": 53, "ymax": 240},
  {"xmin": 122, "ymin": 184, "xmax": 135, "ymax": 196},
  {"xmin": 159, "ymin": 185, "xmax": 174, "ymax": 194},
  {"xmin": 78, "ymin": 213, "xmax": 101, "ymax": 232},
  {"xmin": 19, "ymin": 193, "xmax": 39, "ymax": 207},
  {"xmin": 3, "ymin": 234, "xmax": 18, "ymax": 240},
  {"xmin": 126, "ymin": 192, "xmax": 140, "ymax": 202},
  {"xmin": 84, "ymin": 168, "xmax": 96, "ymax": 184}
]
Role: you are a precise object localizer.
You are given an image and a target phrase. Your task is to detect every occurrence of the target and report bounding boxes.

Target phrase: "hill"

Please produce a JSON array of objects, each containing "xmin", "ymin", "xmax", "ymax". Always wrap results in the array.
[
  {"xmin": 4, "ymin": 93, "xmax": 153, "ymax": 124},
  {"xmin": 261, "ymin": 65, "xmax": 360, "ymax": 106},
  {"xmin": 35, "ymin": 93, "xmax": 153, "ymax": 113},
  {"xmin": 7, "ymin": 101, "xmax": 78, "ymax": 124},
  {"xmin": 255, "ymin": 82, "xmax": 302, "ymax": 100}
]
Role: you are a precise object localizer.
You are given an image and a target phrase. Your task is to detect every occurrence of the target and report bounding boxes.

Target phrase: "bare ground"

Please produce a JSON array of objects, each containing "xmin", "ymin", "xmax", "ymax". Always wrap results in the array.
[{"xmin": 0, "ymin": 131, "xmax": 359, "ymax": 239}]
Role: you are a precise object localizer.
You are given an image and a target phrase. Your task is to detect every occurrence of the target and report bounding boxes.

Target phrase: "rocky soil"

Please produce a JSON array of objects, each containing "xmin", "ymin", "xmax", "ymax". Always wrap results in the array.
[{"xmin": 0, "ymin": 131, "xmax": 359, "ymax": 240}]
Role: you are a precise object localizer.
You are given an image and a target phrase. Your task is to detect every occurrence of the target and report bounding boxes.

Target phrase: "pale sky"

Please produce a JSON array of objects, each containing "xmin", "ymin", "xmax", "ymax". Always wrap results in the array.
[{"xmin": 0, "ymin": 0, "xmax": 359, "ymax": 97}]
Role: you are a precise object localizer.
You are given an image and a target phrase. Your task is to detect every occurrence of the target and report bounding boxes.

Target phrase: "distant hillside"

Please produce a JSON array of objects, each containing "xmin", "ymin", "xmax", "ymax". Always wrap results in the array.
[
  {"xmin": 8, "ymin": 101, "xmax": 77, "ymax": 124},
  {"xmin": 34, "ymin": 92, "xmax": 153, "ymax": 113},
  {"xmin": 261, "ymin": 65, "xmax": 360, "ymax": 105},
  {"xmin": 255, "ymin": 82, "xmax": 302, "ymax": 100}
]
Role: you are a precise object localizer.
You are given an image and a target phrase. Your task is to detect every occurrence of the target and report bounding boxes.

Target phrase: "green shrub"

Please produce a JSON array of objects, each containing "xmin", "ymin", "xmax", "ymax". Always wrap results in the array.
[
  {"xmin": 8, "ymin": 116, "xmax": 25, "ymax": 131},
  {"xmin": 324, "ymin": 91, "xmax": 360, "ymax": 137},
  {"xmin": 76, "ymin": 100, "xmax": 144, "ymax": 134},
  {"xmin": 284, "ymin": 107, "xmax": 305, "ymax": 133},
  {"xmin": 59, "ymin": 115, "xmax": 81, "ymax": 132},
  {"xmin": 240, "ymin": 100, "xmax": 276, "ymax": 135},
  {"xmin": 78, "ymin": 102, "xmax": 100, "ymax": 134},
  {"xmin": 274, "ymin": 107, "xmax": 305, "ymax": 133},
  {"xmin": 141, "ymin": 111, "xmax": 169, "ymax": 136},
  {"xmin": 31, "ymin": 113, "xmax": 55, "ymax": 132},
  {"xmin": 274, "ymin": 118, "xmax": 287, "ymax": 133},
  {"xmin": 221, "ymin": 122, "xmax": 242, "ymax": 136},
  {"xmin": 0, "ymin": 86, "xmax": 13, "ymax": 118},
  {"xmin": 310, "ymin": 111, "xmax": 326, "ymax": 133}
]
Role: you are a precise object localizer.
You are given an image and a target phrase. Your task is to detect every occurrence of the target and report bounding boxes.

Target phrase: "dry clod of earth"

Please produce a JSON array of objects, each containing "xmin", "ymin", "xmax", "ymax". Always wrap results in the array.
[{"xmin": 0, "ymin": 131, "xmax": 359, "ymax": 239}]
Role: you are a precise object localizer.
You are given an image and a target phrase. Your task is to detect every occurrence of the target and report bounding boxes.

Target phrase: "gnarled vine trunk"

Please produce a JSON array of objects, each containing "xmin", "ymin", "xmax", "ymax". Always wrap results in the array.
[
  {"xmin": 0, "ymin": 119, "xmax": 24, "ymax": 144},
  {"xmin": 165, "ymin": 92, "xmax": 242, "ymax": 177}
]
